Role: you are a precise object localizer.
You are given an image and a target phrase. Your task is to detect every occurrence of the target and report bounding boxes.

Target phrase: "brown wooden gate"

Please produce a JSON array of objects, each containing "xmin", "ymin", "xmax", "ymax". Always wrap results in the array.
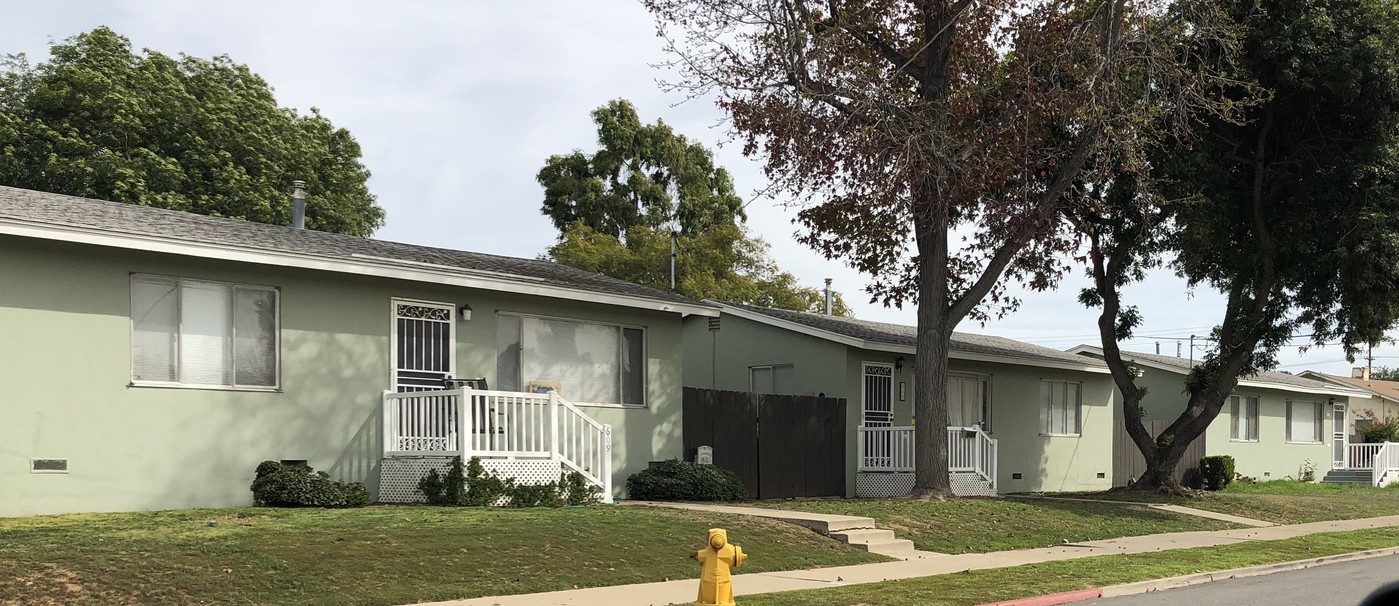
[
  {"xmin": 682, "ymin": 387, "xmax": 846, "ymax": 499},
  {"xmin": 1112, "ymin": 420, "xmax": 1207, "ymax": 487}
]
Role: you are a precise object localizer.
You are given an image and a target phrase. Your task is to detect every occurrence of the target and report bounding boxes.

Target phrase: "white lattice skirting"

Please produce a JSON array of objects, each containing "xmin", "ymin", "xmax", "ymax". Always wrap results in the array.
[
  {"xmin": 857, "ymin": 472, "xmax": 997, "ymax": 497},
  {"xmin": 378, "ymin": 457, "xmax": 567, "ymax": 503}
]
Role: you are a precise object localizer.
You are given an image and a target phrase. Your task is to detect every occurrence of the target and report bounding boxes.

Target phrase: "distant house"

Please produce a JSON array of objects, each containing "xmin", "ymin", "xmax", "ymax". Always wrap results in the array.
[
  {"xmin": 1298, "ymin": 369, "xmax": 1399, "ymax": 442},
  {"xmin": 1069, "ymin": 346, "xmax": 1365, "ymax": 484},
  {"xmin": 684, "ymin": 302, "xmax": 1118, "ymax": 497},
  {"xmin": 0, "ymin": 186, "xmax": 718, "ymax": 517}
]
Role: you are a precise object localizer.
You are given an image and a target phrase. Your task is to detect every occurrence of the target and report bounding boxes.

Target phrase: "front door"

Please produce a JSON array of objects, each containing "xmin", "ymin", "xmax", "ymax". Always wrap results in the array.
[
  {"xmin": 862, "ymin": 362, "xmax": 894, "ymax": 427},
  {"xmin": 391, "ymin": 299, "xmax": 456, "ymax": 392},
  {"xmin": 1334, "ymin": 403, "xmax": 1347, "ymax": 469}
]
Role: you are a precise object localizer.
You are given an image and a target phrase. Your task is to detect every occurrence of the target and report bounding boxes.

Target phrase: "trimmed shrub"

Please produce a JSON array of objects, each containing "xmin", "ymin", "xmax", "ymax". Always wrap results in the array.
[
  {"xmin": 1361, "ymin": 415, "xmax": 1399, "ymax": 443},
  {"xmin": 1198, "ymin": 455, "xmax": 1236, "ymax": 491},
  {"xmin": 418, "ymin": 457, "xmax": 600, "ymax": 507},
  {"xmin": 625, "ymin": 459, "xmax": 747, "ymax": 501},
  {"xmin": 251, "ymin": 461, "xmax": 369, "ymax": 508}
]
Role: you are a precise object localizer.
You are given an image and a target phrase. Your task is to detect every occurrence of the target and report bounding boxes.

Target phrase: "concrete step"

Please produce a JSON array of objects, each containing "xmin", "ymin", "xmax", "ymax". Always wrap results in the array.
[
  {"xmin": 830, "ymin": 528, "xmax": 897, "ymax": 544},
  {"xmin": 849, "ymin": 538, "xmax": 918, "ymax": 558}
]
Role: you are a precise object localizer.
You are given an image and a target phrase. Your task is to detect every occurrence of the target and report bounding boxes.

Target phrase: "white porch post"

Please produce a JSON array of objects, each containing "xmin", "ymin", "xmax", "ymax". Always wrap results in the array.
[
  {"xmin": 857, "ymin": 425, "xmax": 865, "ymax": 472},
  {"xmin": 381, "ymin": 390, "xmax": 393, "ymax": 457},
  {"xmin": 602, "ymin": 424, "xmax": 614, "ymax": 503},
  {"xmin": 549, "ymin": 391, "xmax": 560, "ymax": 462},
  {"xmin": 459, "ymin": 388, "xmax": 472, "ymax": 466}
]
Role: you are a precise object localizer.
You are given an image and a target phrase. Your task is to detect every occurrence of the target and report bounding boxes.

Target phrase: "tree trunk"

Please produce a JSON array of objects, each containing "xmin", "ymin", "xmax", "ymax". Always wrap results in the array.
[{"xmin": 912, "ymin": 323, "xmax": 953, "ymax": 498}]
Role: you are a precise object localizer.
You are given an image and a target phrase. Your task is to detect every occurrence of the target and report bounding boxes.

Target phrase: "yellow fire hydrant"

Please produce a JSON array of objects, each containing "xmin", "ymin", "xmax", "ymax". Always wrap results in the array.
[{"xmin": 695, "ymin": 528, "xmax": 747, "ymax": 605}]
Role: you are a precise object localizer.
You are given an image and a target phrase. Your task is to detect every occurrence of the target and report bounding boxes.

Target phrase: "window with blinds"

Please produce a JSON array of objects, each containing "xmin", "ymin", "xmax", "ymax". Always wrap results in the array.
[
  {"xmin": 130, "ymin": 275, "xmax": 279, "ymax": 389},
  {"xmin": 496, "ymin": 313, "xmax": 645, "ymax": 406},
  {"xmin": 1287, "ymin": 400, "xmax": 1324, "ymax": 443},
  {"xmin": 1040, "ymin": 380, "xmax": 1082, "ymax": 436},
  {"xmin": 1230, "ymin": 395, "xmax": 1260, "ymax": 441}
]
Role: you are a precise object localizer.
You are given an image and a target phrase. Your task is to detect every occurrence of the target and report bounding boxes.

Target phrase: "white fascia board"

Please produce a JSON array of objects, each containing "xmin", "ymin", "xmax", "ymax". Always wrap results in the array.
[
  {"xmin": 715, "ymin": 303, "xmax": 1108, "ymax": 374},
  {"xmin": 1071, "ymin": 345, "xmax": 1364, "ymax": 397},
  {"xmin": 0, "ymin": 220, "xmax": 720, "ymax": 318}
]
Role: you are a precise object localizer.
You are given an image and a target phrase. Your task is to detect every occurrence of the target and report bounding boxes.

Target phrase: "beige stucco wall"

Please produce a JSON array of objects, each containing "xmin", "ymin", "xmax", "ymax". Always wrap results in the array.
[
  {"xmin": 1117, "ymin": 363, "xmax": 1341, "ymax": 479},
  {"xmin": 0, "ymin": 236, "xmax": 686, "ymax": 517}
]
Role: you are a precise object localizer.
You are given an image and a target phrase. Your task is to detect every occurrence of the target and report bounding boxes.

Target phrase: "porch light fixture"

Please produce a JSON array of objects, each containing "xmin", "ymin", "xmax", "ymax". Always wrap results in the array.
[
  {"xmin": 458, "ymin": 303, "xmax": 473, "ymax": 321},
  {"xmin": 895, "ymin": 356, "xmax": 905, "ymax": 371}
]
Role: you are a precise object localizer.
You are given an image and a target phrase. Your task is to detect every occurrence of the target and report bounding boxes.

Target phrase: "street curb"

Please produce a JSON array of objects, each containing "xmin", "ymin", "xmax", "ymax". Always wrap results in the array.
[
  {"xmin": 977, "ymin": 588, "xmax": 1102, "ymax": 606},
  {"xmin": 975, "ymin": 546, "xmax": 1399, "ymax": 606},
  {"xmin": 1099, "ymin": 546, "xmax": 1399, "ymax": 597}
]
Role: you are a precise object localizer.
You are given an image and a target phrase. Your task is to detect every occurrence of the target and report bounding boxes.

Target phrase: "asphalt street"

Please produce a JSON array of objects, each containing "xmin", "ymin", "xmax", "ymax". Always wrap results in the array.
[{"xmin": 1083, "ymin": 555, "xmax": 1399, "ymax": 606}]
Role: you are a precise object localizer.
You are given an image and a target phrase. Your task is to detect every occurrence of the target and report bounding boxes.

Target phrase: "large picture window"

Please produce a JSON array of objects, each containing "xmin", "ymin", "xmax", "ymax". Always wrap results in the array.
[
  {"xmin": 1040, "ymin": 380, "xmax": 1082, "ymax": 436},
  {"xmin": 496, "ymin": 314, "xmax": 645, "ymax": 406},
  {"xmin": 1287, "ymin": 400, "xmax": 1324, "ymax": 443},
  {"xmin": 130, "ymin": 275, "xmax": 279, "ymax": 389},
  {"xmin": 1230, "ymin": 395, "xmax": 1260, "ymax": 441}
]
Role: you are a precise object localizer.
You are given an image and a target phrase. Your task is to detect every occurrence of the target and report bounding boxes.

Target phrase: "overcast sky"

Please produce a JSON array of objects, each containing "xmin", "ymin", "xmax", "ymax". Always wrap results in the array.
[{"xmin": 6, "ymin": 1, "xmax": 1394, "ymax": 375}]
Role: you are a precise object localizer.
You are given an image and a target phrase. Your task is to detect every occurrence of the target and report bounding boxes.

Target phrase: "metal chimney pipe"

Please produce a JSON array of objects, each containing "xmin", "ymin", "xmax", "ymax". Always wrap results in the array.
[
  {"xmin": 670, "ymin": 230, "xmax": 678, "ymax": 292},
  {"xmin": 824, "ymin": 278, "xmax": 833, "ymax": 315},
  {"xmin": 292, "ymin": 180, "xmax": 306, "ymax": 230}
]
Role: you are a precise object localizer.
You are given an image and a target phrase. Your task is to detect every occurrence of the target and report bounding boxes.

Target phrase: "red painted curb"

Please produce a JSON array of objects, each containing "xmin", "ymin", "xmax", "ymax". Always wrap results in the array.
[{"xmin": 977, "ymin": 588, "xmax": 1104, "ymax": 606}]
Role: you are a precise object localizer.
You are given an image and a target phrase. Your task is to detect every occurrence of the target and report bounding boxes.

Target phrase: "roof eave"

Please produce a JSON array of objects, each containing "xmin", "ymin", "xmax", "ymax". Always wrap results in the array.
[
  {"xmin": 0, "ymin": 219, "xmax": 720, "ymax": 318},
  {"xmin": 715, "ymin": 303, "xmax": 1109, "ymax": 374},
  {"xmin": 1070, "ymin": 345, "xmax": 1364, "ymax": 397}
]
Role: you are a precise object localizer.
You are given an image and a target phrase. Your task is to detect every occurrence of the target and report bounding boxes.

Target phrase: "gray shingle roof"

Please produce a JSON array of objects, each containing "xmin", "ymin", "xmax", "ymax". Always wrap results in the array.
[
  {"xmin": 723, "ymin": 302, "xmax": 1107, "ymax": 368},
  {"xmin": 0, "ymin": 186, "xmax": 712, "ymax": 310},
  {"xmin": 1072, "ymin": 345, "xmax": 1347, "ymax": 391}
]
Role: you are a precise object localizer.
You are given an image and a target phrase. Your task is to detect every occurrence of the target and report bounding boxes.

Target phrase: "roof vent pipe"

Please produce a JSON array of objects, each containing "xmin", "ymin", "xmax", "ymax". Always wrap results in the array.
[
  {"xmin": 291, "ymin": 180, "xmax": 306, "ymax": 230},
  {"xmin": 824, "ymin": 278, "xmax": 833, "ymax": 315}
]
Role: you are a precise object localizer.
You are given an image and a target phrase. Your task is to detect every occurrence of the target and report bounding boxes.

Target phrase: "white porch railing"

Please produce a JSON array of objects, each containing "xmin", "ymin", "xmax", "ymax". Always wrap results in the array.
[
  {"xmin": 858, "ymin": 425, "xmax": 998, "ymax": 489},
  {"xmin": 382, "ymin": 388, "xmax": 613, "ymax": 501},
  {"xmin": 1373, "ymin": 442, "xmax": 1399, "ymax": 488},
  {"xmin": 1346, "ymin": 443, "xmax": 1384, "ymax": 470}
]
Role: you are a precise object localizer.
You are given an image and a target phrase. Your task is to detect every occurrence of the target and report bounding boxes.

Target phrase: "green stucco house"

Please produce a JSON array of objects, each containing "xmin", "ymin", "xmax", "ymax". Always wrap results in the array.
[
  {"xmin": 0, "ymin": 186, "xmax": 718, "ymax": 517},
  {"xmin": 684, "ymin": 302, "xmax": 1120, "ymax": 497},
  {"xmin": 1068, "ymin": 346, "xmax": 1366, "ymax": 484}
]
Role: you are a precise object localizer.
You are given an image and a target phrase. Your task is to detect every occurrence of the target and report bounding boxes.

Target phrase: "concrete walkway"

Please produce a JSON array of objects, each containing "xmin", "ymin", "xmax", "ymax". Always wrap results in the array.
[
  {"xmin": 1009, "ymin": 495, "xmax": 1278, "ymax": 528},
  {"xmin": 419, "ymin": 514, "xmax": 1399, "ymax": 606}
]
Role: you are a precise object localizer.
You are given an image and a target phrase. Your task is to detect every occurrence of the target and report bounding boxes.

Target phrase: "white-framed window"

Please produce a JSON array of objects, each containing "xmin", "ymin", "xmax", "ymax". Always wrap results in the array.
[
  {"xmin": 1287, "ymin": 400, "xmax": 1324, "ymax": 443},
  {"xmin": 496, "ymin": 313, "xmax": 645, "ymax": 406},
  {"xmin": 1230, "ymin": 395, "xmax": 1260, "ymax": 442},
  {"xmin": 750, "ymin": 364, "xmax": 795, "ymax": 395},
  {"xmin": 1040, "ymin": 380, "xmax": 1082, "ymax": 436},
  {"xmin": 130, "ymin": 274, "xmax": 280, "ymax": 389},
  {"xmin": 949, "ymin": 373, "xmax": 992, "ymax": 432}
]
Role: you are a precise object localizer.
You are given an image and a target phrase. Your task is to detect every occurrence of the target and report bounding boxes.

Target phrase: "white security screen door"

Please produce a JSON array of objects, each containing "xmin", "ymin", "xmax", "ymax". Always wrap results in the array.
[
  {"xmin": 862, "ymin": 363, "xmax": 894, "ymax": 427},
  {"xmin": 1333, "ymin": 403, "xmax": 1347, "ymax": 468},
  {"xmin": 392, "ymin": 300, "xmax": 455, "ymax": 392}
]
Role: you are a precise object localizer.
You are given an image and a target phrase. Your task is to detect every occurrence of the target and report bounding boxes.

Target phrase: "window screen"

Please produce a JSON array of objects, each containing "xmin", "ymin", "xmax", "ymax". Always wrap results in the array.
[{"xmin": 131, "ymin": 276, "xmax": 278, "ymax": 388}]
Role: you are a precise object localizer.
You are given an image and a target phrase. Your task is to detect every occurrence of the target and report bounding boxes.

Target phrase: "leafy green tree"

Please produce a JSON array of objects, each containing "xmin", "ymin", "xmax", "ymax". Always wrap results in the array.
[
  {"xmin": 540, "ymin": 99, "xmax": 851, "ymax": 315},
  {"xmin": 0, "ymin": 27, "xmax": 383, "ymax": 236},
  {"xmin": 1372, "ymin": 366, "xmax": 1399, "ymax": 382},
  {"xmin": 1076, "ymin": 0, "xmax": 1399, "ymax": 492},
  {"xmin": 548, "ymin": 221, "xmax": 852, "ymax": 315},
  {"xmin": 537, "ymin": 98, "xmax": 742, "ymax": 239}
]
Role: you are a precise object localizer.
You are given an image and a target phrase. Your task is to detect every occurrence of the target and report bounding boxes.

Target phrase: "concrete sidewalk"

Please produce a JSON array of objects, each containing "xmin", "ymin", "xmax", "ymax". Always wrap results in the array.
[{"xmin": 419, "ymin": 514, "xmax": 1399, "ymax": 606}]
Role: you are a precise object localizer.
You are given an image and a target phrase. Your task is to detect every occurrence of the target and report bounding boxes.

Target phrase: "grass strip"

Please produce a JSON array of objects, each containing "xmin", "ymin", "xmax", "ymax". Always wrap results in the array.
[
  {"xmin": 1071, "ymin": 480, "xmax": 1399, "ymax": 525},
  {"xmin": 734, "ymin": 527, "xmax": 1399, "ymax": 606}
]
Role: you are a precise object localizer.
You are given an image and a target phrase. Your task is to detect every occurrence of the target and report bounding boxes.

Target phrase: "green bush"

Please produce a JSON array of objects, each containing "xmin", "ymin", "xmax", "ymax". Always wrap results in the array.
[
  {"xmin": 1198, "ymin": 455, "xmax": 1236, "ymax": 491},
  {"xmin": 418, "ymin": 457, "xmax": 600, "ymax": 507},
  {"xmin": 250, "ymin": 461, "xmax": 369, "ymax": 508},
  {"xmin": 625, "ymin": 459, "xmax": 747, "ymax": 501}
]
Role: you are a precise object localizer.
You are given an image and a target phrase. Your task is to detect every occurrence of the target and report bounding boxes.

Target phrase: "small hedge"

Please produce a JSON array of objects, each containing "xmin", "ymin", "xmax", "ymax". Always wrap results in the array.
[
  {"xmin": 1199, "ymin": 455, "xmax": 1236, "ymax": 491},
  {"xmin": 251, "ymin": 461, "xmax": 370, "ymax": 508},
  {"xmin": 418, "ymin": 457, "xmax": 601, "ymax": 507},
  {"xmin": 625, "ymin": 459, "xmax": 747, "ymax": 501}
]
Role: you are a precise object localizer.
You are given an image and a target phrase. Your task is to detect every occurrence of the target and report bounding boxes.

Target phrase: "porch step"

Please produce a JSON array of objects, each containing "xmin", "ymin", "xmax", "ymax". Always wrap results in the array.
[
  {"xmin": 844, "ymin": 537, "xmax": 918, "ymax": 557},
  {"xmin": 1322, "ymin": 469, "xmax": 1373, "ymax": 485}
]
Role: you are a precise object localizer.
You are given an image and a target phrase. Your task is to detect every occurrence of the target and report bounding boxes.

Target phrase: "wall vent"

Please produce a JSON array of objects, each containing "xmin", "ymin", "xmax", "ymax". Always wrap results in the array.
[
  {"xmin": 1011, "ymin": 472, "xmax": 1023, "ymax": 480},
  {"xmin": 707, "ymin": 317, "xmax": 721, "ymax": 331},
  {"xmin": 1096, "ymin": 472, "xmax": 1106, "ymax": 479},
  {"xmin": 31, "ymin": 458, "xmax": 68, "ymax": 473}
]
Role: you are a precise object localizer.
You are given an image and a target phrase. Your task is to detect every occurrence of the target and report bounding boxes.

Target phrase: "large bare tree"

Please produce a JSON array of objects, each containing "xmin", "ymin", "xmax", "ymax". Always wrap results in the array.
[{"xmin": 644, "ymin": 0, "xmax": 1242, "ymax": 496}]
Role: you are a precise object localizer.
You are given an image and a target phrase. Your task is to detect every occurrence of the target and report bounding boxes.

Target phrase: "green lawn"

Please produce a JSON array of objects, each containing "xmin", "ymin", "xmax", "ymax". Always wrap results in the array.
[
  {"xmin": 0, "ymin": 505, "xmax": 886, "ymax": 606},
  {"xmin": 736, "ymin": 526, "xmax": 1399, "ymax": 606},
  {"xmin": 765, "ymin": 497, "xmax": 1236, "ymax": 553},
  {"xmin": 1078, "ymin": 481, "xmax": 1399, "ymax": 525}
]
